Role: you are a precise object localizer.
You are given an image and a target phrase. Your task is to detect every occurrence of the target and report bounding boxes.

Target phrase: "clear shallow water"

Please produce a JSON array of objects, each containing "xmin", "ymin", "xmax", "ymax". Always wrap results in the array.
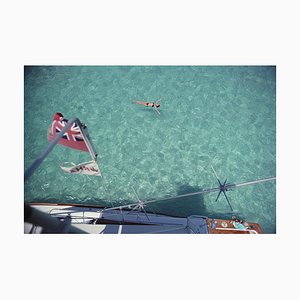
[{"xmin": 24, "ymin": 66, "xmax": 276, "ymax": 233}]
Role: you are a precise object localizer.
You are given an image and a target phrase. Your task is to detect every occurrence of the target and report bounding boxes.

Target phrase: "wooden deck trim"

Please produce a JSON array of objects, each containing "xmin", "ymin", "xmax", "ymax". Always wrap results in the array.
[{"xmin": 209, "ymin": 218, "xmax": 263, "ymax": 234}]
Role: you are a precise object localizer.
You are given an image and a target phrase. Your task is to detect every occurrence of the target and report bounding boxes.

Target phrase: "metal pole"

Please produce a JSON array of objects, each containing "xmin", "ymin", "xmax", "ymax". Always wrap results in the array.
[
  {"xmin": 102, "ymin": 186, "xmax": 221, "ymax": 212},
  {"xmin": 24, "ymin": 117, "xmax": 78, "ymax": 181},
  {"xmin": 102, "ymin": 177, "xmax": 276, "ymax": 213},
  {"xmin": 78, "ymin": 120, "xmax": 98, "ymax": 161},
  {"xmin": 233, "ymin": 177, "xmax": 276, "ymax": 188}
]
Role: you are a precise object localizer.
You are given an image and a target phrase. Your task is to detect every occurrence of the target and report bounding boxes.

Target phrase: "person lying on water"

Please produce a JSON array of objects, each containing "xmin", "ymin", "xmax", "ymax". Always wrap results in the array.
[{"xmin": 134, "ymin": 101, "xmax": 160, "ymax": 108}]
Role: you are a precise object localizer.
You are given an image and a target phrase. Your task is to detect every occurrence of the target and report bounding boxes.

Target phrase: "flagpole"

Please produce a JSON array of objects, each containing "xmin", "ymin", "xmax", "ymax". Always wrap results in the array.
[
  {"xmin": 77, "ymin": 120, "xmax": 98, "ymax": 161},
  {"xmin": 77, "ymin": 120, "xmax": 102, "ymax": 176},
  {"xmin": 24, "ymin": 117, "xmax": 78, "ymax": 181}
]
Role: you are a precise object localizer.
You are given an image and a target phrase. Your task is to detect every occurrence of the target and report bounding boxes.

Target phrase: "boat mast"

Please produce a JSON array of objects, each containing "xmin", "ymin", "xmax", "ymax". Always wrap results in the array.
[
  {"xmin": 232, "ymin": 177, "xmax": 276, "ymax": 188},
  {"xmin": 102, "ymin": 176, "xmax": 276, "ymax": 213}
]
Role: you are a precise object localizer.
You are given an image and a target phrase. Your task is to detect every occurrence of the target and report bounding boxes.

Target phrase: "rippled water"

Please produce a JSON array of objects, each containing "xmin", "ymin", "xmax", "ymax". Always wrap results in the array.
[{"xmin": 24, "ymin": 66, "xmax": 276, "ymax": 233}]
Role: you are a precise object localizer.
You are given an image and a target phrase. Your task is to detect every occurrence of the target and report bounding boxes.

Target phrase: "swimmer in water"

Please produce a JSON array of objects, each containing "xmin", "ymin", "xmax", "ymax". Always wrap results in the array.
[{"xmin": 133, "ymin": 101, "xmax": 161, "ymax": 115}]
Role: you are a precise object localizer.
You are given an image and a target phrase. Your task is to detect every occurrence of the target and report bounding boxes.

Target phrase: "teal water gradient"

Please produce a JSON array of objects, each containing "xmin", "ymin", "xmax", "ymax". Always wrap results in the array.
[{"xmin": 24, "ymin": 66, "xmax": 276, "ymax": 233}]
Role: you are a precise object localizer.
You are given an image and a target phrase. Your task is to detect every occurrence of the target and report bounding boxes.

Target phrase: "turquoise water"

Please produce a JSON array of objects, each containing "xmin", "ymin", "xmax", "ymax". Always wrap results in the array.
[{"xmin": 24, "ymin": 66, "xmax": 276, "ymax": 233}]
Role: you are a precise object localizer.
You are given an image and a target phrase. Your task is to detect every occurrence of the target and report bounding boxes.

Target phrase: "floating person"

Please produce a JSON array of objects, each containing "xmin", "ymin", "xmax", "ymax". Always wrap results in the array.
[
  {"xmin": 133, "ymin": 100, "xmax": 161, "ymax": 115},
  {"xmin": 134, "ymin": 101, "xmax": 160, "ymax": 108}
]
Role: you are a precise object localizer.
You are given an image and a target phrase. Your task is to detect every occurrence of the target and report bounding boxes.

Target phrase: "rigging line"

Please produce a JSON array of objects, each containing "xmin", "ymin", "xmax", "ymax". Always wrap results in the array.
[
  {"xmin": 211, "ymin": 165, "xmax": 221, "ymax": 185},
  {"xmin": 102, "ymin": 187, "xmax": 220, "ymax": 212},
  {"xmin": 25, "ymin": 117, "xmax": 78, "ymax": 181},
  {"xmin": 131, "ymin": 186, "xmax": 151, "ymax": 221},
  {"xmin": 78, "ymin": 121, "xmax": 98, "ymax": 162},
  {"xmin": 232, "ymin": 177, "xmax": 276, "ymax": 188},
  {"xmin": 102, "ymin": 177, "xmax": 276, "ymax": 213}
]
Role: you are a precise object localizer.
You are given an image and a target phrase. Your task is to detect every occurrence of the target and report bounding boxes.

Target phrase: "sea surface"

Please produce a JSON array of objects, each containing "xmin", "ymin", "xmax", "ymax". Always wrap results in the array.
[{"xmin": 24, "ymin": 66, "xmax": 276, "ymax": 233}]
